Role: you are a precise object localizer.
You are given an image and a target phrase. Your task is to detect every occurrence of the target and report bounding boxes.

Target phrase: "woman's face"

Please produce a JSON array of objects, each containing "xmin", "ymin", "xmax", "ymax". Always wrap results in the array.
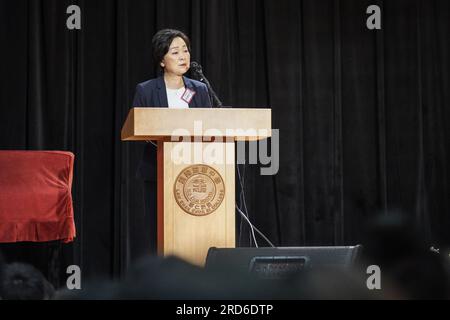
[{"xmin": 161, "ymin": 37, "xmax": 190, "ymax": 76}]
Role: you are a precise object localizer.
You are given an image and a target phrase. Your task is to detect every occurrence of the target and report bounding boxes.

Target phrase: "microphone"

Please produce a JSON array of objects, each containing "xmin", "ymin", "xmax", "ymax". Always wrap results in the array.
[
  {"xmin": 190, "ymin": 61, "xmax": 223, "ymax": 108},
  {"xmin": 190, "ymin": 61, "xmax": 203, "ymax": 74}
]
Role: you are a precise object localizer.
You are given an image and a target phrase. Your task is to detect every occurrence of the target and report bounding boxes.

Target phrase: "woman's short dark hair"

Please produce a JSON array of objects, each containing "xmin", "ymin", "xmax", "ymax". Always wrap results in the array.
[{"xmin": 152, "ymin": 29, "xmax": 191, "ymax": 69}]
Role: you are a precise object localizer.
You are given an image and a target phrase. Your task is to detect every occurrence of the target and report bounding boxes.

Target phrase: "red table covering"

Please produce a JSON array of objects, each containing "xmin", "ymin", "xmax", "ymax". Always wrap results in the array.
[{"xmin": 0, "ymin": 151, "xmax": 76, "ymax": 243}]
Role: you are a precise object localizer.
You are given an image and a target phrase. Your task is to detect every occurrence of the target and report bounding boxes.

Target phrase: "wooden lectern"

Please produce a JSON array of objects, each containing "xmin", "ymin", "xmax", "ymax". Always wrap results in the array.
[{"xmin": 121, "ymin": 108, "xmax": 271, "ymax": 266}]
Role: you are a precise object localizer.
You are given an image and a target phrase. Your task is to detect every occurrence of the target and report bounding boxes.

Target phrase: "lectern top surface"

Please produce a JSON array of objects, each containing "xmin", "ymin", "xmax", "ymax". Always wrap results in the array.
[{"xmin": 121, "ymin": 108, "xmax": 272, "ymax": 141}]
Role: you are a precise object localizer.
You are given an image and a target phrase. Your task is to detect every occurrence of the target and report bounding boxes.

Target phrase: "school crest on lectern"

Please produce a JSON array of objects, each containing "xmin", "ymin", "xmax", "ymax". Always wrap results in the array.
[{"xmin": 174, "ymin": 164, "xmax": 225, "ymax": 216}]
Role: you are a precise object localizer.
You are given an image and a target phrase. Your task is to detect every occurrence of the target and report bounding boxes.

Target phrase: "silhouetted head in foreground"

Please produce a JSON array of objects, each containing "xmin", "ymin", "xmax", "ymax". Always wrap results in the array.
[
  {"xmin": 360, "ymin": 211, "xmax": 449, "ymax": 299},
  {"xmin": 0, "ymin": 262, "xmax": 55, "ymax": 300}
]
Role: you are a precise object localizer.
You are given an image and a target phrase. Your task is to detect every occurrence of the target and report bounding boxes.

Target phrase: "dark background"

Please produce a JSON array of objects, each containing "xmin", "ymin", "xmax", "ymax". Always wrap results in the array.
[{"xmin": 0, "ymin": 0, "xmax": 449, "ymax": 286}]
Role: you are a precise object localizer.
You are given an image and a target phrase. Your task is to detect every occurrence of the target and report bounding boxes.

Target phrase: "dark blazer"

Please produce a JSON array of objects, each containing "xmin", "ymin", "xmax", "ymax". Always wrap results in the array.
[{"xmin": 132, "ymin": 76, "xmax": 212, "ymax": 181}]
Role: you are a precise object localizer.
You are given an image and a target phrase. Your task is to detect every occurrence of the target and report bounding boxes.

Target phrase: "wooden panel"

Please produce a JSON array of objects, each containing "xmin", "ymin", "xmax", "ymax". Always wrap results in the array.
[
  {"xmin": 225, "ymin": 144, "xmax": 236, "ymax": 247},
  {"xmin": 162, "ymin": 142, "xmax": 235, "ymax": 266},
  {"xmin": 157, "ymin": 141, "xmax": 164, "ymax": 255},
  {"xmin": 121, "ymin": 108, "xmax": 271, "ymax": 141}
]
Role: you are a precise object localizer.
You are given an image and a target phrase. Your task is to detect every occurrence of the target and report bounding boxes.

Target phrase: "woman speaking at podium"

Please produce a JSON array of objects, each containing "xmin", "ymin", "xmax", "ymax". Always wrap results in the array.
[{"xmin": 132, "ymin": 29, "xmax": 212, "ymax": 254}]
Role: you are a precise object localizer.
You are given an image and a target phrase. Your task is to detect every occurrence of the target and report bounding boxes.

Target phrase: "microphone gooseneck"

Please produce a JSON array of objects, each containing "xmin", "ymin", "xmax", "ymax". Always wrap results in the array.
[{"xmin": 190, "ymin": 61, "xmax": 223, "ymax": 108}]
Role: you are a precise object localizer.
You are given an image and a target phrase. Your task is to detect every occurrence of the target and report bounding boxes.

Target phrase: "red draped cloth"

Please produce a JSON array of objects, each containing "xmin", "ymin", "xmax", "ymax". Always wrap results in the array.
[{"xmin": 0, "ymin": 151, "xmax": 76, "ymax": 243}]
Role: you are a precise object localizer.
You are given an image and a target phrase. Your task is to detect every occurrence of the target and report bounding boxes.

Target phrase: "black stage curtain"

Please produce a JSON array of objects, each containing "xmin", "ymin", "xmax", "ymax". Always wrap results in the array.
[{"xmin": 0, "ymin": 0, "xmax": 449, "ymax": 284}]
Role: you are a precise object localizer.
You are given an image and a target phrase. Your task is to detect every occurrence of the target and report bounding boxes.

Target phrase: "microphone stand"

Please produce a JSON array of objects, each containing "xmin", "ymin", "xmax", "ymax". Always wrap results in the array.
[{"xmin": 190, "ymin": 62, "xmax": 271, "ymax": 247}]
